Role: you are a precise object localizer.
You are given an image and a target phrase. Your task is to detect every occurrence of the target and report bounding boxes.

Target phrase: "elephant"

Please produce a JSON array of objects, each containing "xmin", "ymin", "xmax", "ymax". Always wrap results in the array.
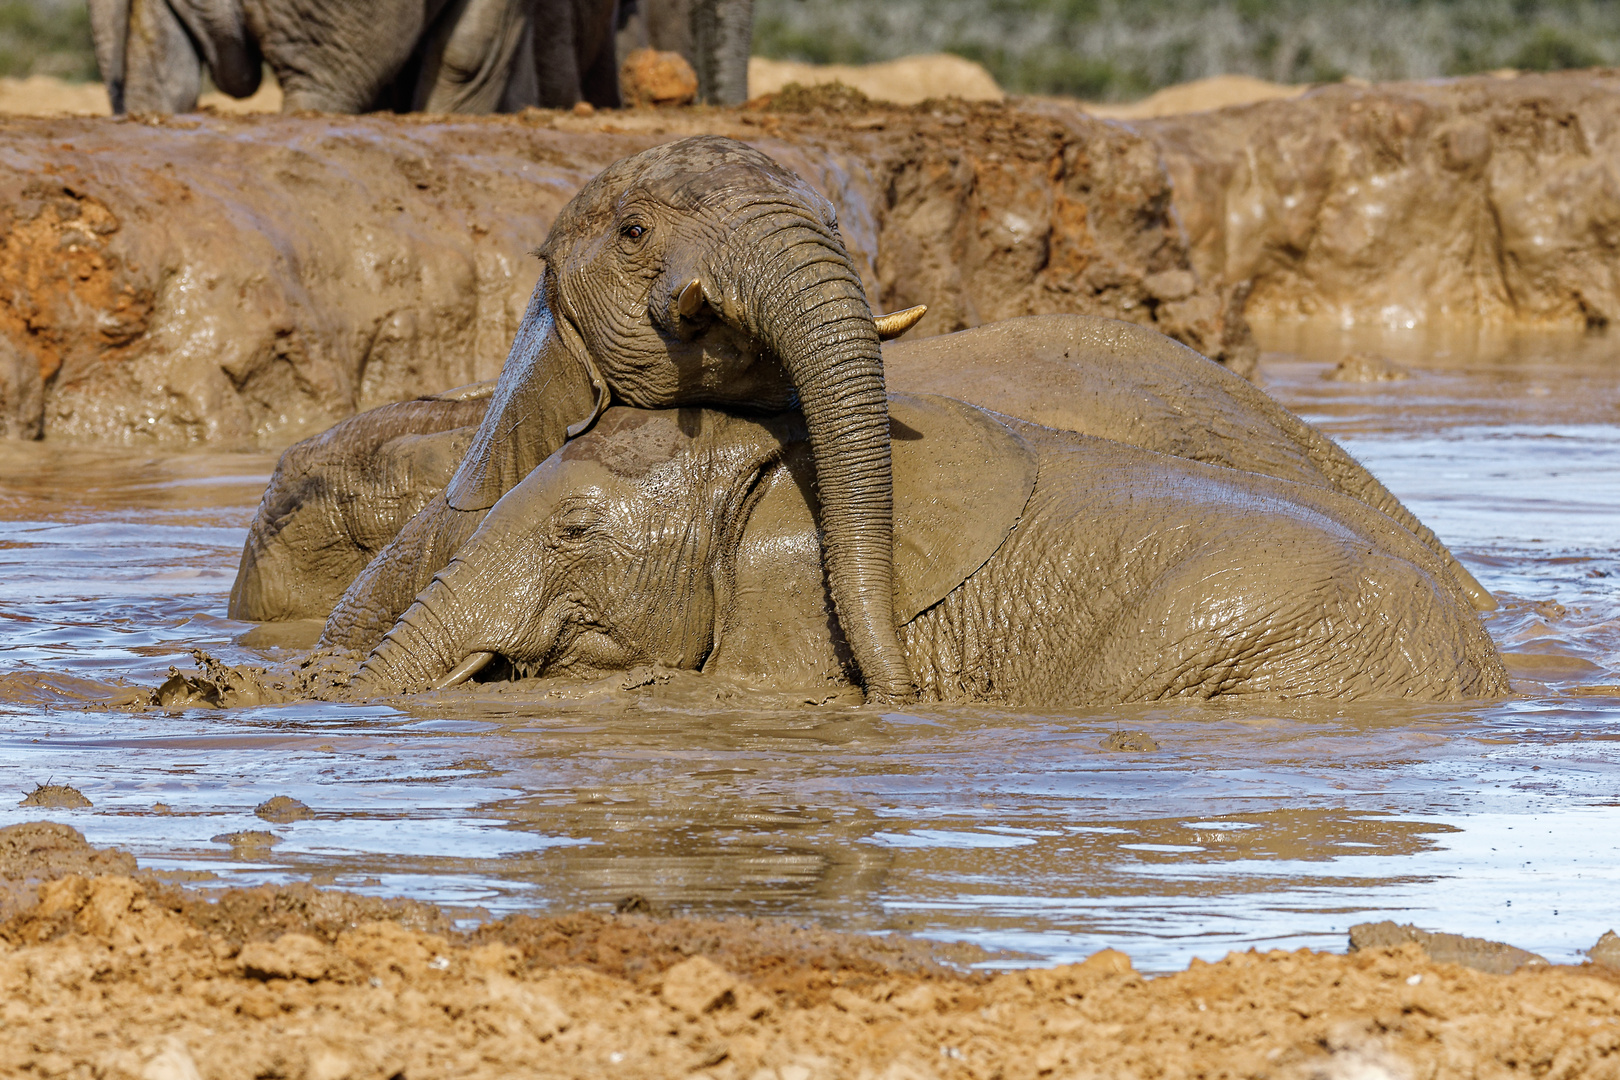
[
  {"xmin": 351, "ymin": 393, "xmax": 1508, "ymax": 705},
  {"xmin": 232, "ymin": 314, "xmax": 1495, "ymax": 634},
  {"xmin": 88, "ymin": 0, "xmax": 621, "ymax": 114},
  {"xmin": 620, "ymin": 0, "xmax": 753, "ymax": 105}
]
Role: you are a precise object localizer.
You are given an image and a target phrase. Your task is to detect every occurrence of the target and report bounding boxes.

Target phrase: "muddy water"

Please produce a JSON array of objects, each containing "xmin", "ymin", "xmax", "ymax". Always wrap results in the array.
[{"xmin": 1, "ymin": 327, "xmax": 1617, "ymax": 972}]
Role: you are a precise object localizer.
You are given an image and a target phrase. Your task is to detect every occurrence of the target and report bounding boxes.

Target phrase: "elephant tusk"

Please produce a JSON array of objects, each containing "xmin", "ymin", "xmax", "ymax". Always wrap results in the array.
[
  {"xmin": 676, "ymin": 278, "xmax": 705, "ymax": 318},
  {"xmin": 433, "ymin": 651, "xmax": 496, "ymax": 690},
  {"xmin": 874, "ymin": 305, "xmax": 928, "ymax": 340}
]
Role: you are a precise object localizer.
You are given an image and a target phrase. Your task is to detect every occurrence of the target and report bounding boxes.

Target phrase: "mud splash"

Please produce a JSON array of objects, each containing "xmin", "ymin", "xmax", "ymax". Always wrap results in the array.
[{"xmin": 0, "ymin": 326, "xmax": 1616, "ymax": 975}]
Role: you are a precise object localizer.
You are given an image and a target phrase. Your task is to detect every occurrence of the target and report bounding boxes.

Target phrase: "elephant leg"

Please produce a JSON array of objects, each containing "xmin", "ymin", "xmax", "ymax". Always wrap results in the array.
[
  {"xmin": 416, "ymin": 0, "xmax": 534, "ymax": 113},
  {"xmin": 690, "ymin": 0, "xmax": 750, "ymax": 105},
  {"xmin": 533, "ymin": 0, "xmax": 583, "ymax": 106},
  {"xmin": 250, "ymin": 0, "xmax": 426, "ymax": 113},
  {"xmin": 230, "ymin": 392, "xmax": 491, "ymax": 623},
  {"xmin": 122, "ymin": 0, "xmax": 202, "ymax": 113},
  {"xmin": 578, "ymin": 1, "xmax": 622, "ymax": 108},
  {"xmin": 168, "ymin": 0, "xmax": 263, "ymax": 98},
  {"xmin": 88, "ymin": 0, "xmax": 131, "ymax": 112}
]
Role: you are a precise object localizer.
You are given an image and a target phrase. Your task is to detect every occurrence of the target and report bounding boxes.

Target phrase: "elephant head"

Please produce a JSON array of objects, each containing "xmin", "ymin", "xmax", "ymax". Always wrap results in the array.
[
  {"xmin": 356, "ymin": 406, "xmax": 789, "ymax": 693},
  {"xmin": 353, "ymin": 394, "xmax": 1035, "ymax": 697},
  {"xmin": 432, "ymin": 135, "xmax": 919, "ymax": 701}
]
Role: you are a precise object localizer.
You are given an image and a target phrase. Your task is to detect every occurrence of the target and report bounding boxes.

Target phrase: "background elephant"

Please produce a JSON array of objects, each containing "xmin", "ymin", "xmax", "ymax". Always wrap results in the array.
[
  {"xmin": 232, "ymin": 313, "xmax": 1493, "ymax": 632},
  {"xmin": 354, "ymin": 393, "xmax": 1508, "ymax": 705},
  {"xmin": 88, "ymin": 0, "xmax": 620, "ymax": 114},
  {"xmin": 618, "ymin": 0, "xmax": 753, "ymax": 104}
]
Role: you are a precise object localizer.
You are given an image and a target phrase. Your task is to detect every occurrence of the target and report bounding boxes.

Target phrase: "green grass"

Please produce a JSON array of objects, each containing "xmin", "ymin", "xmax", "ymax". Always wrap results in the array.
[
  {"xmin": 0, "ymin": 0, "xmax": 96, "ymax": 80},
  {"xmin": 752, "ymin": 0, "xmax": 1620, "ymax": 99}
]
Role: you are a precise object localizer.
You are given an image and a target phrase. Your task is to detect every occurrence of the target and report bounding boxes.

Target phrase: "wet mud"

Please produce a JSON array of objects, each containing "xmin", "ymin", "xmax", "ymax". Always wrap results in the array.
[{"xmin": 4, "ymin": 823, "xmax": 1620, "ymax": 1079}]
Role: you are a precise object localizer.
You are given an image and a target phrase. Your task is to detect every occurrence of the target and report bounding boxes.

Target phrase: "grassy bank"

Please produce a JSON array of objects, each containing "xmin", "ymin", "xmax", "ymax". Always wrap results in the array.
[{"xmin": 754, "ymin": 0, "xmax": 1620, "ymax": 98}]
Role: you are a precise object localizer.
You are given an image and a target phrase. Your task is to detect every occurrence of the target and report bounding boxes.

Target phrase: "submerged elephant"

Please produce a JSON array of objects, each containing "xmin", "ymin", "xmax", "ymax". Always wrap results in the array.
[
  {"xmin": 90, "ymin": 0, "xmax": 621, "ymax": 114},
  {"xmin": 352, "ymin": 393, "xmax": 1507, "ymax": 704}
]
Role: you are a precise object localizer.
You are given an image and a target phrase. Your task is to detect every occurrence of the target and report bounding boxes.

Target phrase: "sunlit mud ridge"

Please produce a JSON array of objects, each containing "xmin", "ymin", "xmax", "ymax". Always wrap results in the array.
[
  {"xmin": 3, "ymin": 821, "xmax": 1619, "ymax": 1079},
  {"xmin": 1140, "ymin": 69, "xmax": 1620, "ymax": 332},
  {"xmin": 6, "ymin": 71, "xmax": 1616, "ymax": 444},
  {"xmin": 0, "ymin": 95, "xmax": 1245, "ymax": 445}
]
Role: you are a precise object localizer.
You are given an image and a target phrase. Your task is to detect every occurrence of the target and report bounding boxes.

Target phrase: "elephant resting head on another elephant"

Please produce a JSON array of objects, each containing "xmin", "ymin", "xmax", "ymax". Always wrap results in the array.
[
  {"xmin": 353, "ymin": 394, "xmax": 1509, "ymax": 706},
  {"xmin": 233, "ymin": 136, "xmax": 917, "ymax": 703}
]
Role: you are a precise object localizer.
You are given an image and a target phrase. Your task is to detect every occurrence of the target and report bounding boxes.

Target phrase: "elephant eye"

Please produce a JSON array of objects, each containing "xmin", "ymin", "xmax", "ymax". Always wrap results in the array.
[
  {"xmin": 555, "ymin": 506, "xmax": 601, "ymax": 541},
  {"xmin": 620, "ymin": 223, "xmax": 647, "ymax": 240}
]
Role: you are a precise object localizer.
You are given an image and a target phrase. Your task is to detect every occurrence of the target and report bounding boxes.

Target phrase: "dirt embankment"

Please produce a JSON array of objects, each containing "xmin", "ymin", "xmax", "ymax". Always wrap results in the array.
[
  {"xmin": 5, "ymin": 70, "xmax": 1620, "ymax": 445},
  {"xmin": 0, "ymin": 96, "xmax": 1242, "ymax": 446},
  {"xmin": 1140, "ymin": 70, "xmax": 1620, "ymax": 331},
  {"xmin": 3, "ymin": 822, "xmax": 1620, "ymax": 1080}
]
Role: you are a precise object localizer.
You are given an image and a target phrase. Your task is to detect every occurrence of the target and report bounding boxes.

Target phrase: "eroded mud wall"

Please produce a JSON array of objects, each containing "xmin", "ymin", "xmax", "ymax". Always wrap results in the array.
[
  {"xmin": 0, "ymin": 103, "xmax": 1238, "ymax": 446},
  {"xmin": 1141, "ymin": 71, "xmax": 1620, "ymax": 330},
  {"xmin": 7, "ymin": 71, "xmax": 1617, "ymax": 446}
]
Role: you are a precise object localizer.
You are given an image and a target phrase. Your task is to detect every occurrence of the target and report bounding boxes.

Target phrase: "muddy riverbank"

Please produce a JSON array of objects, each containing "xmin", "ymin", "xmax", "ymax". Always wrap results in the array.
[{"xmin": 3, "ymin": 822, "xmax": 1619, "ymax": 1080}]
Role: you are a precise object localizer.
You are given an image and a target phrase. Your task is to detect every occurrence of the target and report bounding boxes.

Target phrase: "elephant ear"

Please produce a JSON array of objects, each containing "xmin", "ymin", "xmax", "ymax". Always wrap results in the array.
[
  {"xmin": 888, "ymin": 393, "xmax": 1037, "ymax": 622},
  {"xmin": 443, "ymin": 281, "xmax": 607, "ymax": 512}
]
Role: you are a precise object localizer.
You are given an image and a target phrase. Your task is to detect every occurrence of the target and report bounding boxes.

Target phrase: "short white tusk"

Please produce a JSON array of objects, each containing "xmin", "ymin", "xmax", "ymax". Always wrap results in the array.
[
  {"xmin": 874, "ymin": 304, "xmax": 928, "ymax": 340},
  {"xmin": 433, "ymin": 651, "xmax": 496, "ymax": 690},
  {"xmin": 676, "ymin": 278, "xmax": 704, "ymax": 318}
]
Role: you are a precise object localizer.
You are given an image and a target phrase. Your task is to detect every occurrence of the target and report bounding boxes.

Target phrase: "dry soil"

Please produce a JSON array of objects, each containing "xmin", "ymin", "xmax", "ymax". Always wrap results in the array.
[{"xmin": 2, "ymin": 822, "xmax": 1619, "ymax": 1079}]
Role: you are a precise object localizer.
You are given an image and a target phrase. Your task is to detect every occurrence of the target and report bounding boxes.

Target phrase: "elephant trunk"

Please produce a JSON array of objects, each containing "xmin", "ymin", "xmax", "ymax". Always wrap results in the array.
[
  {"xmin": 722, "ymin": 212, "xmax": 914, "ymax": 702},
  {"xmin": 352, "ymin": 572, "xmax": 477, "ymax": 695}
]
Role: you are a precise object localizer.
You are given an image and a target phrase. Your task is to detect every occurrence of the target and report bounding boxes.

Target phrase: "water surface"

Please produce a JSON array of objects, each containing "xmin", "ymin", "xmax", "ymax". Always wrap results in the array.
[{"xmin": 1, "ymin": 325, "xmax": 1616, "ymax": 971}]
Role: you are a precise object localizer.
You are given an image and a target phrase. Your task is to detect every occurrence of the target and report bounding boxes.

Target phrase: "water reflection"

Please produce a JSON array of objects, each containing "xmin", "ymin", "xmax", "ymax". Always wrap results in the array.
[{"xmin": 0, "ymin": 328, "xmax": 1617, "ymax": 971}]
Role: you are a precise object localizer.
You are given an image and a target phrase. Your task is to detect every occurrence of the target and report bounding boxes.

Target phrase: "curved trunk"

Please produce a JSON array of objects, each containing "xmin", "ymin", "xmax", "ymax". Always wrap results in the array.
[
  {"xmin": 352, "ymin": 573, "xmax": 471, "ymax": 694},
  {"xmin": 722, "ymin": 211, "xmax": 914, "ymax": 702},
  {"xmin": 321, "ymin": 281, "xmax": 598, "ymax": 656}
]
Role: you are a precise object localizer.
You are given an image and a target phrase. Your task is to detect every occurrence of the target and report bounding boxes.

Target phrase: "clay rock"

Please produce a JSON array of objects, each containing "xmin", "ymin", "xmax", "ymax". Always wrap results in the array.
[
  {"xmin": 1099, "ymin": 731, "xmax": 1159, "ymax": 752},
  {"xmin": 18, "ymin": 784, "xmax": 91, "ymax": 808},
  {"xmin": 14, "ymin": 873, "xmax": 195, "ymax": 948},
  {"xmin": 1325, "ymin": 353, "xmax": 1410, "ymax": 382},
  {"xmin": 1142, "ymin": 70, "xmax": 1620, "ymax": 332},
  {"xmin": 1348, "ymin": 921, "xmax": 1547, "ymax": 975},
  {"xmin": 239, "ymin": 931, "xmax": 344, "ymax": 981},
  {"xmin": 0, "ymin": 106, "xmax": 1242, "ymax": 445},
  {"xmin": 659, "ymin": 955, "xmax": 770, "ymax": 1020},
  {"xmin": 621, "ymin": 48, "xmax": 698, "ymax": 108},
  {"xmin": 0, "ymin": 821, "xmax": 136, "ymax": 880},
  {"xmin": 661, "ymin": 955, "xmax": 739, "ymax": 1016},
  {"xmin": 1590, "ymin": 930, "xmax": 1620, "ymax": 967},
  {"xmin": 254, "ymin": 796, "xmax": 314, "ymax": 823}
]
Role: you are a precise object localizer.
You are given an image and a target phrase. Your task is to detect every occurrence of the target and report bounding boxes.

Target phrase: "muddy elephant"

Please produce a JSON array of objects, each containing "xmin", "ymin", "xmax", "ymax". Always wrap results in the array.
[
  {"xmin": 89, "ymin": 0, "xmax": 620, "ymax": 114},
  {"xmin": 351, "ymin": 393, "xmax": 1507, "ymax": 705},
  {"xmin": 237, "ymin": 136, "xmax": 916, "ymax": 702}
]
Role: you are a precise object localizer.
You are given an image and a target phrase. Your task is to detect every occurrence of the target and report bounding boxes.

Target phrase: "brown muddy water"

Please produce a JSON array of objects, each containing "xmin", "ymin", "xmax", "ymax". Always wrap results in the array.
[{"xmin": 1, "ymin": 327, "xmax": 1617, "ymax": 972}]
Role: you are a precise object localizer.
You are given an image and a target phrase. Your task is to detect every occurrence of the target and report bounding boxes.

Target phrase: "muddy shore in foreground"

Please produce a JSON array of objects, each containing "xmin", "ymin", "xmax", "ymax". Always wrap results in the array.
[{"xmin": 3, "ymin": 821, "xmax": 1618, "ymax": 1080}]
